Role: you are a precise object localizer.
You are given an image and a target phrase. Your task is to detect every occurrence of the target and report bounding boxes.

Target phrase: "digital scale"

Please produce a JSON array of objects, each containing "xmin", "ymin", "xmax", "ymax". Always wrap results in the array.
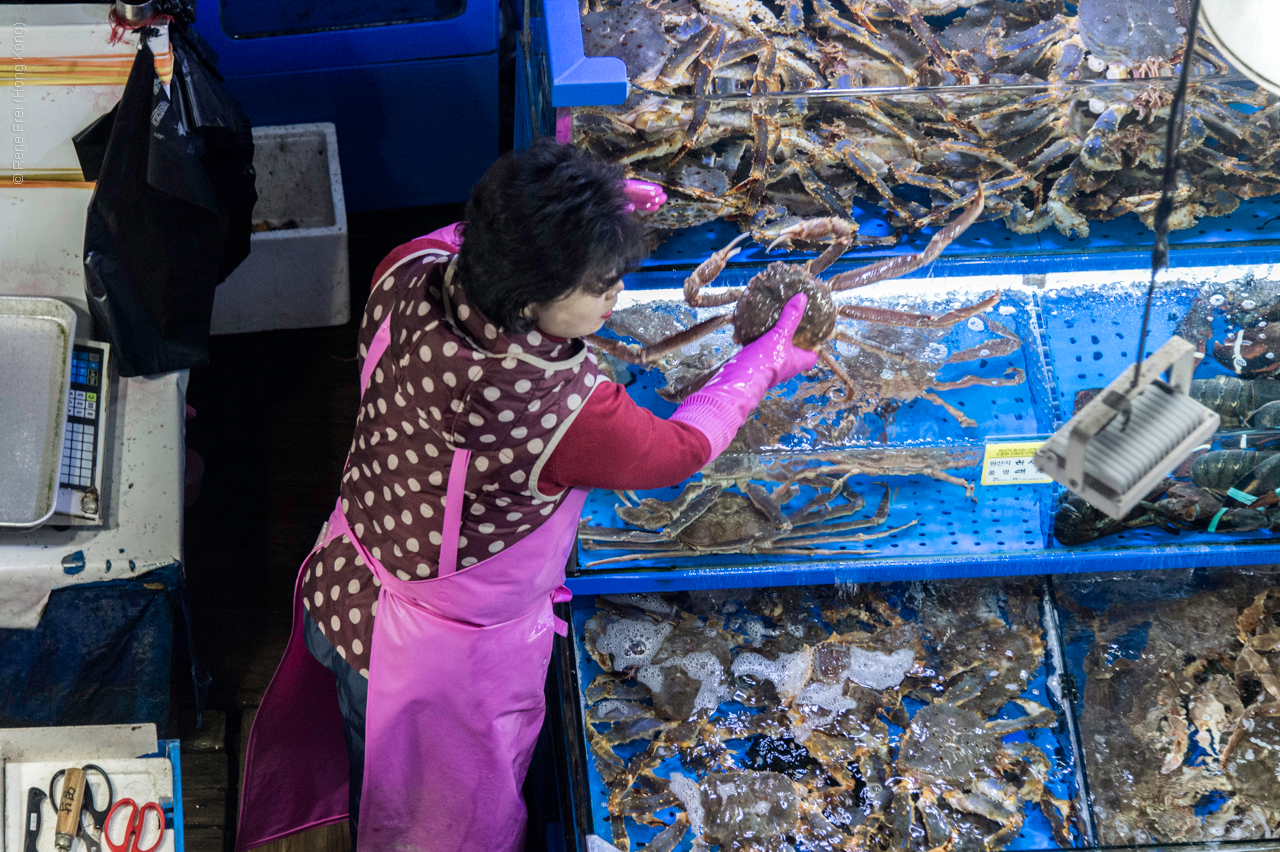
[{"xmin": 53, "ymin": 341, "xmax": 110, "ymax": 525}]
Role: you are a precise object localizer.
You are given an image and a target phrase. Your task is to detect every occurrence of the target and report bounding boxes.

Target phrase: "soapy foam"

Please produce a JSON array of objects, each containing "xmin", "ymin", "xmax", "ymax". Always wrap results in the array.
[
  {"xmin": 731, "ymin": 650, "xmax": 811, "ymax": 699},
  {"xmin": 845, "ymin": 647, "xmax": 915, "ymax": 691},
  {"xmin": 677, "ymin": 652, "xmax": 730, "ymax": 713},
  {"xmin": 597, "ymin": 619, "xmax": 673, "ymax": 670},
  {"xmin": 797, "ymin": 681, "xmax": 861, "ymax": 716},
  {"xmin": 668, "ymin": 772, "xmax": 705, "ymax": 839},
  {"xmin": 592, "ymin": 699, "xmax": 644, "ymax": 721},
  {"xmin": 638, "ymin": 652, "xmax": 729, "ymax": 714},
  {"xmin": 636, "ymin": 664, "xmax": 664, "ymax": 694}
]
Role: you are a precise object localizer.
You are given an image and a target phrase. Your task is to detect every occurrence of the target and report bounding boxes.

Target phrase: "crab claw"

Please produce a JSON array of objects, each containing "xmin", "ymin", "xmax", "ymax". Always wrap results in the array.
[{"xmin": 766, "ymin": 217, "xmax": 858, "ymax": 252}]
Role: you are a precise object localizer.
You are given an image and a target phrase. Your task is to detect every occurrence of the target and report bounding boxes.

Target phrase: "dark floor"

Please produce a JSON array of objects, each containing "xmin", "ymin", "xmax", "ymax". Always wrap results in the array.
[{"xmin": 180, "ymin": 204, "xmax": 465, "ymax": 851}]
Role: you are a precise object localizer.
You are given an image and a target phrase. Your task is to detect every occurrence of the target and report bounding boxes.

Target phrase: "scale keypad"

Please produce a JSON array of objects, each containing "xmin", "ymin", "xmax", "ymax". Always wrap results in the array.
[{"xmin": 59, "ymin": 347, "xmax": 103, "ymax": 491}]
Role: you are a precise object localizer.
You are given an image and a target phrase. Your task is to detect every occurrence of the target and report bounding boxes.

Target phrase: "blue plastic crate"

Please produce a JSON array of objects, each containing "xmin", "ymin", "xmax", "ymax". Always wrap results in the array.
[
  {"xmin": 193, "ymin": 0, "xmax": 501, "ymax": 209},
  {"xmin": 135, "ymin": 739, "xmax": 186, "ymax": 852}
]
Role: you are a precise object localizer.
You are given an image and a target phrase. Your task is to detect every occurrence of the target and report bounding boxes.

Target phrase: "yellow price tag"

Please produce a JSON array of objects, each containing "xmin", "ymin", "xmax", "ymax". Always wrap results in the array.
[{"xmin": 981, "ymin": 441, "xmax": 1052, "ymax": 486}]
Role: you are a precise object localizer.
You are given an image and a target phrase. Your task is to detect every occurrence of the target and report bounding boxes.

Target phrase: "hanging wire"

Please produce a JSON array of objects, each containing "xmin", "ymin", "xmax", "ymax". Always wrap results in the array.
[{"xmin": 1130, "ymin": 0, "xmax": 1202, "ymax": 393}]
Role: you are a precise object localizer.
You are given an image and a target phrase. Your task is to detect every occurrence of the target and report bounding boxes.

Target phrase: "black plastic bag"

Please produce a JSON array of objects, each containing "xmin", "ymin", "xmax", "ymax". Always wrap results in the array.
[{"xmin": 77, "ymin": 28, "xmax": 256, "ymax": 377}]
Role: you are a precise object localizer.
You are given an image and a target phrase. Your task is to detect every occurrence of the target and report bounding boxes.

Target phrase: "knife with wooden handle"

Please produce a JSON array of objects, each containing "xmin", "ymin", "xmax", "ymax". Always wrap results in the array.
[{"xmin": 54, "ymin": 767, "xmax": 87, "ymax": 852}]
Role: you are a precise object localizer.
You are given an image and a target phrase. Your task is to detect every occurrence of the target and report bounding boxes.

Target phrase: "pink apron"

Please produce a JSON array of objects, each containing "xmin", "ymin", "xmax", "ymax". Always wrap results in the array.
[{"xmin": 236, "ymin": 315, "xmax": 582, "ymax": 851}]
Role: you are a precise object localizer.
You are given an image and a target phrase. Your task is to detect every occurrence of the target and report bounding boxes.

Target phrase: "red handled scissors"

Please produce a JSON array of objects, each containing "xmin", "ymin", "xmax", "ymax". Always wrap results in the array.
[{"xmin": 104, "ymin": 798, "xmax": 164, "ymax": 852}]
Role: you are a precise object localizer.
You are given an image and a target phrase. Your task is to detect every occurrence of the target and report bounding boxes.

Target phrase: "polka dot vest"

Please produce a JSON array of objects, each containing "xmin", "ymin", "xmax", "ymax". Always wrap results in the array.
[{"xmin": 300, "ymin": 249, "xmax": 606, "ymax": 675}]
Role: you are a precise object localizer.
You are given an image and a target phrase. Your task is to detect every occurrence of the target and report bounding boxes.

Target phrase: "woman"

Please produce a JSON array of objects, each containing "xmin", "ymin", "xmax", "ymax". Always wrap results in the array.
[{"xmin": 236, "ymin": 139, "xmax": 816, "ymax": 852}]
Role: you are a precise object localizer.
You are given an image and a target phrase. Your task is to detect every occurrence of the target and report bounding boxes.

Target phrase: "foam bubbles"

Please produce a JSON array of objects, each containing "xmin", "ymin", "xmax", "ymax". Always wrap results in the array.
[
  {"xmin": 732, "ymin": 650, "xmax": 811, "ymax": 699},
  {"xmin": 596, "ymin": 619, "xmax": 672, "ymax": 670},
  {"xmin": 796, "ymin": 681, "xmax": 860, "ymax": 718},
  {"xmin": 668, "ymin": 773, "xmax": 704, "ymax": 840},
  {"xmin": 677, "ymin": 652, "xmax": 730, "ymax": 713},
  {"xmin": 846, "ymin": 647, "xmax": 915, "ymax": 690},
  {"xmin": 640, "ymin": 652, "xmax": 730, "ymax": 713}
]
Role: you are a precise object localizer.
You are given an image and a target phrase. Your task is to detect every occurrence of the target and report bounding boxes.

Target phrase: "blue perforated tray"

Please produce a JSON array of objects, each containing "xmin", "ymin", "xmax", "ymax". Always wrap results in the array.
[
  {"xmin": 566, "ymin": 265, "xmax": 1280, "ymax": 595},
  {"xmin": 636, "ymin": 196, "xmax": 1280, "ymax": 281}
]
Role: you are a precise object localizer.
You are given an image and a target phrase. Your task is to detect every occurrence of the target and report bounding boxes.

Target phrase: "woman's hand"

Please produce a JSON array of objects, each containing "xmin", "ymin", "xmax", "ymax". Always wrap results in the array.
[{"xmin": 669, "ymin": 293, "xmax": 821, "ymax": 457}]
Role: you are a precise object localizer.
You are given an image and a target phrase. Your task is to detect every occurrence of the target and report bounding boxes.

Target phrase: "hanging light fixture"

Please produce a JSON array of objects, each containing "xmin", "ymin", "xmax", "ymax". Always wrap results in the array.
[{"xmin": 1202, "ymin": 0, "xmax": 1280, "ymax": 96}]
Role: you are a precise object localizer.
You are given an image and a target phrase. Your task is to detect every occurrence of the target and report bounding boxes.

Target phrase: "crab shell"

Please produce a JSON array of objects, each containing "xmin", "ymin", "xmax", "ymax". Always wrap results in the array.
[
  {"xmin": 732, "ymin": 262, "xmax": 836, "ymax": 350},
  {"xmin": 580, "ymin": 5, "xmax": 670, "ymax": 80}
]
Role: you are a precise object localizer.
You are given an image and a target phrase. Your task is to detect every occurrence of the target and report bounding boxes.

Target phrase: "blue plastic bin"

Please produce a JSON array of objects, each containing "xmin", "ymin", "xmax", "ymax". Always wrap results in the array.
[{"xmin": 193, "ymin": 0, "xmax": 501, "ymax": 209}]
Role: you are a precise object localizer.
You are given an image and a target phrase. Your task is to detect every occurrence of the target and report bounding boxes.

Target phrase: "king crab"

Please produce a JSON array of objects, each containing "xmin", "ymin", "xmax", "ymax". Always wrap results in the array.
[{"xmin": 588, "ymin": 188, "xmax": 999, "ymax": 399}]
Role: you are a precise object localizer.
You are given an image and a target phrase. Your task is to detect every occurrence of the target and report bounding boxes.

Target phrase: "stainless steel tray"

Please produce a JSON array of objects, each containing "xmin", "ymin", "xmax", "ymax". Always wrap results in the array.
[{"xmin": 0, "ymin": 296, "xmax": 77, "ymax": 529}]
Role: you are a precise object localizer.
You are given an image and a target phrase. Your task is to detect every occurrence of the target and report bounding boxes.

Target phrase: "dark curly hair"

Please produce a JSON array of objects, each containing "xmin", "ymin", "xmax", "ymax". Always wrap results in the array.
[{"xmin": 455, "ymin": 138, "xmax": 648, "ymax": 334}]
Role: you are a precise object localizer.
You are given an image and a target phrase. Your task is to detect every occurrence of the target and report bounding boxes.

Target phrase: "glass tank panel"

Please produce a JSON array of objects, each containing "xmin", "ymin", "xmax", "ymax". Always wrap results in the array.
[
  {"xmin": 1053, "ymin": 566, "xmax": 1280, "ymax": 844},
  {"xmin": 568, "ymin": 0, "xmax": 1280, "ymax": 252},
  {"xmin": 567, "ymin": 578, "xmax": 1086, "ymax": 851}
]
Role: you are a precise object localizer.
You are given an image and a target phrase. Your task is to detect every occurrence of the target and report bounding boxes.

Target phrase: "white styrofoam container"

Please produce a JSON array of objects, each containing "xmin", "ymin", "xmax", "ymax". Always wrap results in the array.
[{"xmin": 209, "ymin": 122, "xmax": 350, "ymax": 335}]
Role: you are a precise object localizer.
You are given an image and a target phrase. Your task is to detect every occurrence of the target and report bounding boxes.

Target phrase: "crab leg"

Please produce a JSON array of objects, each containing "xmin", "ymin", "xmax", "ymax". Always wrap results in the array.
[
  {"xmin": 913, "ymin": 175, "xmax": 1028, "ymax": 229},
  {"xmin": 893, "ymin": 168, "xmax": 961, "ymax": 199},
  {"xmin": 818, "ymin": 345, "xmax": 858, "ymax": 396},
  {"xmin": 585, "ymin": 333, "xmax": 644, "ymax": 363},
  {"xmin": 765, "ymin": 216, "xmax": 856, "ymax": 258},
  {"xmin": 920, "ymin": 390, "xmax": 977, "ymax": 428},
  {"xmin": 582, "ymin": 544, "xmax": 878, "ymax": 567},
  {"xmin": 810, "ymin": 0, "xmax": 918, "ymax": 84},
  {"xmin": 644, "ymin": 814, "xmax": 689, "ymax": 852},
  {"xmin": 837, "ymin": 290, "xmax": 1000, "ymax": 330},
  {"xmin": 882, "ymin": 0, "xmax": 959, "ymax": 74},
  {"xmin": 753, "ymin": 546, "xmax": 878, "ymax": 556},
  {"xmin": 832, "ymin": 328, "xmax": 905, "ymax": 362},
  {"xmin": 784, "ymin": 475, "xmax": 863, "ymax": 520},
  {"xmin": 647, "ymin": 484, "xmax": 724, "ymax": 537},
  {"xmin": 666, "ymin": 25, "xmax": 727, "ymax": 167},
  {"xmin": 745, "ymin": 481, "xmax": 791, "ymax": 531},
  {"xmin": 826, "ymin": 185, "xmax": 984, "ymax": 292},
  {"xmin": 578, "ymin": 538, "xmax": 700, "ymax": 552},
  {"xmin": 579, "ymin": 527, "xmax": 684, "ymax": 546},
  {"xmin": 648, "ymin": 22, "xmax": 722, "ymax": 90},
  {"xmin": 807, "ymin": 235, "xmax": 855, "ymax": 275},
  {"xmin": 687, "ymin": 232, "xmax": 750, "ymax": 306},
  {"xmin": 783, "ymin": 487, "xmax": 907, "ymax": 537},
  {"xmin": 944, "ymin": 315, "xmax": 1022, "ymax": 362},
  {"xmin": 586, "ymin": 313, "xmax": 734, "ymax": 366},
  {"xmin": 615, "ymin": 480, "xmax": 711, "ymax": 530},
  {"xmin": 777, "ymin": 519, "xmax": 918, "ymax": 546},
  {"xmin": 829, "ymin": 139, "xmax": 917, "ymax": 221},
  {"xmin": 930, "ymin": 367, "xmax": 1026, "ymax": 391}
]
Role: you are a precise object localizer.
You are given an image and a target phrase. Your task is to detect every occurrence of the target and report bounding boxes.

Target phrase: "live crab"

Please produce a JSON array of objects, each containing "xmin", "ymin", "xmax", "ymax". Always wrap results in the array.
[
  {"xmin": 588, "ymin": 187, "xmax": 1009, "ymax": 402},
  {"xmin": 578, "ymin": 581, "xmax": 1075, "ymax": 852}
]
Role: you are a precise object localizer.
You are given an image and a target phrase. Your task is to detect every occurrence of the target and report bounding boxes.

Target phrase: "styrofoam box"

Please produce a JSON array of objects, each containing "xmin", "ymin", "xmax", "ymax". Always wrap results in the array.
[
  {"xmin": 0, "ymin": 725, "xmax": 183, "ymax": 852},
  {"xmin": 209, "ymin": 122, "xmax": 350, "ymax": 335}
]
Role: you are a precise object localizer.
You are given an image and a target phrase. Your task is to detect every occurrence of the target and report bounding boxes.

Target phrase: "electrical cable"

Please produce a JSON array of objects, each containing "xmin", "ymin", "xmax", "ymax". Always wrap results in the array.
[{"xmin": 1130, "ymin": 0, "xmax": 1202, "ymax": 398}]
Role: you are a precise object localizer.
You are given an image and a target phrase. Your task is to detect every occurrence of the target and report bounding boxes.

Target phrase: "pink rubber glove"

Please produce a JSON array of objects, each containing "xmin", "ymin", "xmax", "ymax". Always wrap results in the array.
[
  {"xmin": 622, "ymin": 179, "xmax": 667, "ymax": 214},
  {"xmin": 670, "ymin": 293, "xmax": 819, "ymax": 457}
]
